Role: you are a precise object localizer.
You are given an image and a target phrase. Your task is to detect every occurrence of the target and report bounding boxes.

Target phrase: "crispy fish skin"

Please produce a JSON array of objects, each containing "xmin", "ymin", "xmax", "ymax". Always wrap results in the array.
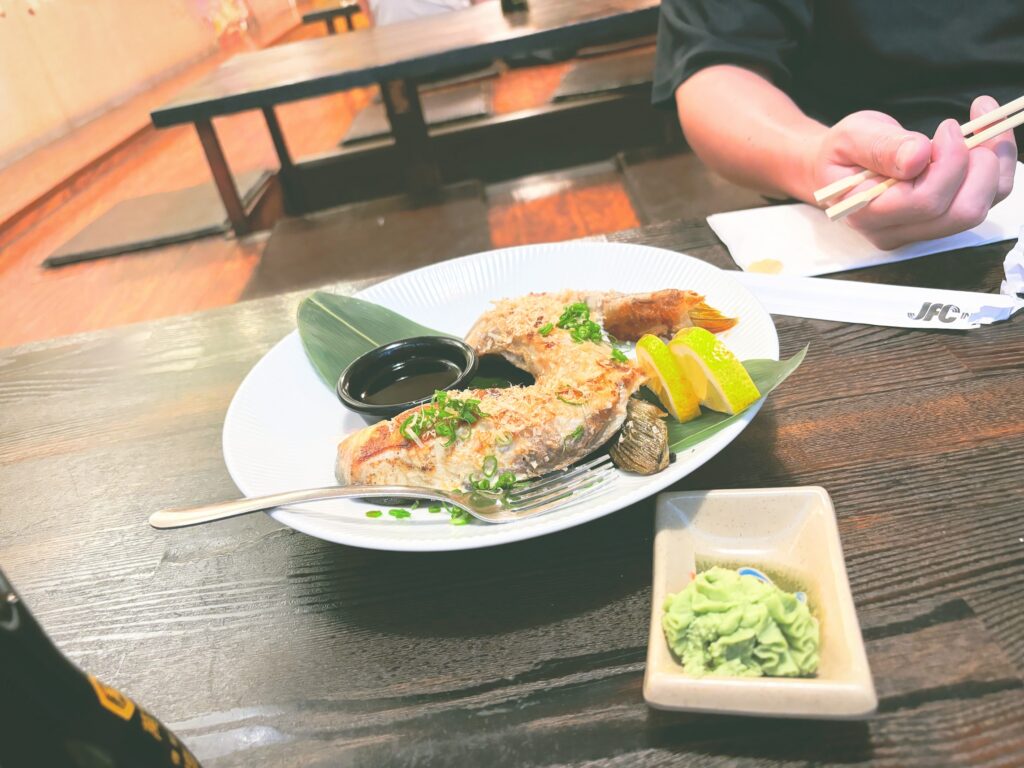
[{"xmin": 336, "ymin": 290, "xmax": 733, "ymax": 489}]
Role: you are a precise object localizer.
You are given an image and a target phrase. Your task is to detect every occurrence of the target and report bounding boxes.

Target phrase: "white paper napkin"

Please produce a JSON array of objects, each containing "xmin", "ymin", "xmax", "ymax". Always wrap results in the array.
[
  {"xmin": 707, "ymin": 163, "xmax": 1024, "ymax": 277},
  {"xmin": 1002, "ymin": 231, "xmax": 1024, "ymax": 297}
]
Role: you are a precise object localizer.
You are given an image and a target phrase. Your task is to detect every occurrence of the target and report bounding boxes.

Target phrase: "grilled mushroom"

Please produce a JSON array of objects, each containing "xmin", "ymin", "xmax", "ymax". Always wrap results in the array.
[{"xmin": 609, "ymin": 397, "xmax": 670, "ymax": 475}]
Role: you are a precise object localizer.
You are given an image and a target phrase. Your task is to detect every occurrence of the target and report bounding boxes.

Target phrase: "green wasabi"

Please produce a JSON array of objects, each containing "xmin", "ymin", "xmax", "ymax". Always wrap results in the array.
[{"xmin": 662, "ymin": 567, "xmax": 820, "ymax": 677}]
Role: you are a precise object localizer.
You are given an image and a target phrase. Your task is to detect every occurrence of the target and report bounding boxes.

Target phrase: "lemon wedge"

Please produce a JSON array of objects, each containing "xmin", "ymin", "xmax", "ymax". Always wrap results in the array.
[
  {"xmin": 669, "ymin": 328, "xmax": 760, "ymax": 415},
  {"xmin": 635, "ymin": 334, "xmax": 701, "ymax": 422}
]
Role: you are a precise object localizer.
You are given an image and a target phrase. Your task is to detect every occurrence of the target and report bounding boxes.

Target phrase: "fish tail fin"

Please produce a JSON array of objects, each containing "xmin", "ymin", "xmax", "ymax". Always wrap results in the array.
[{"xmin": 689, "ymin": 301, "xmax": 738, "ymax": 333}]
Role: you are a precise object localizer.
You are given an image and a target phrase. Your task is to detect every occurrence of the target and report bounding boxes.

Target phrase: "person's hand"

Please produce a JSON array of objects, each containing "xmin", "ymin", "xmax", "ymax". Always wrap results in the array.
[{"xmin": 811, "ymin": 96, "xmax": 1017, "ymax": 250}]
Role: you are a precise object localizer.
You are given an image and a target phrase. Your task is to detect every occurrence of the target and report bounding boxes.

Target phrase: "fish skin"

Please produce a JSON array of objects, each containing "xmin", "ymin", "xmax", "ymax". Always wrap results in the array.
[{"xmin": 336, "ymin": 289, "xmax": 727, "ymax": 489}]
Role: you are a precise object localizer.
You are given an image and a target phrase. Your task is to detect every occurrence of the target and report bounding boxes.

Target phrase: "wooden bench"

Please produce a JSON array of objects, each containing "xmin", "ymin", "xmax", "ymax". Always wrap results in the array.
[{"xmin": 302, "ymin": 2, "xmax": 361, "ymax": 34}]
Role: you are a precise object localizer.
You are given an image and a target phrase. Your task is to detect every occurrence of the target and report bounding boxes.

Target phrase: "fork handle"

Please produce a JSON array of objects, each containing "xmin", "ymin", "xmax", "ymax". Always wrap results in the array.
[{"xmin": 149, "ymin": 486, "xmax": 446, "ymax": 529}]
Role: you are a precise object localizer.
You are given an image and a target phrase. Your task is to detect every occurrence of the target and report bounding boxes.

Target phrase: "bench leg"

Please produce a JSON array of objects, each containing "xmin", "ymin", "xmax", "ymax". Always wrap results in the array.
[
  {"xmin": 325, "ymin": 16, "xmax": 337, "ymax": 34},
  {"xmin": 195, "ymin": 119, "xmax": 250, "ymax": 236},
  {"xmin": 380, "ymin": 78, "xmax": 442, "ymax": 196}
]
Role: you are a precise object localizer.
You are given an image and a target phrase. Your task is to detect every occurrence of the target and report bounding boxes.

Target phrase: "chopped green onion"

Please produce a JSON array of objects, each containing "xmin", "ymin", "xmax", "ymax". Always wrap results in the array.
[
  {"xmin": 556, "ymin": 302, "xmax": 605, "ymax": 344},
  {"xmin": 563, "ymin": 425, "xmax": 585, "ymax": 446},
  {"xmin": 398, "ymin": 391, "xmax": 488, "ymax": 447},
  {"xmin": 428, "ymin": 505, "xmax": 442, "ymax": 514},
  {"xmin": 557, "ymin": 302, "xmax": 590, "ymax": 328},
  {"xmin": 573, "ymin": 322, "xmax": 603, "ymax": 344},
  {"xmin": 449, "ymin": 506, "xmax": 472, "ymax": 525},
  {"xmin": 611, "ymin": 348, "xmax": 628, "ymax": 363},
  {"xmin": 538, "ymin": 322, "xmax": 554, "ymax": 336},
  {"xmin": 459, "ymin": 458, "xmax": 517, "ymax": 513},
  {"xmin": 557, "ymin": 395, "xmax": 584, "ymax": 406},
  {"xmin": 399, "ymin": 415, "xmax": 419, "ymax": 443},
  {"xmin": 365, "ymin": 510, "xmax": 383, "ymax": 518},
  {"xmin": 388, "ymin": 508, "xmax": 411, "ymax": 519},
  {"xmin": 435, "ymin": 421, "xmax": 455, "ymax": 446},
  {"xmin": 494, "ymin": 431, "xmax": 513, "ymax": 446}
]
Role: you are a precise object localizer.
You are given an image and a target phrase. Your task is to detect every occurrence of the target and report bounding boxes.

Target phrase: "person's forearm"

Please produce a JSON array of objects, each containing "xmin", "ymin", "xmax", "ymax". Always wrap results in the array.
[{"xmin": 675, "ymin": 65, "xmax": 828, "ymax": 201}]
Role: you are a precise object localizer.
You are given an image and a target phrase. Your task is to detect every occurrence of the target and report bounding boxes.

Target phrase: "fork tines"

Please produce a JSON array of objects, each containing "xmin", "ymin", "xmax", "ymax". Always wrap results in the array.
[{"xmin": 507, "ymin": 455, "xmax": 616, "ymax": 511}]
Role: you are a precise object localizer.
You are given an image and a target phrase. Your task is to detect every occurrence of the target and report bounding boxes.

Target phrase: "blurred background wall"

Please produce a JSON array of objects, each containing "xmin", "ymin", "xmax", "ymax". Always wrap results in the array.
[{"xmin": 0, "ymin": 0, "xmax": 296, "ymax": 168}]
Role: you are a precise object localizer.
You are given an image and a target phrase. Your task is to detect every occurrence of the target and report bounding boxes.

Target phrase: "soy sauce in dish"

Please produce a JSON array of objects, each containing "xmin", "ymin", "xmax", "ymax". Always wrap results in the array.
[{"xmin": 359, "ymin": 358, "xmax": 461, "ymax": 405}]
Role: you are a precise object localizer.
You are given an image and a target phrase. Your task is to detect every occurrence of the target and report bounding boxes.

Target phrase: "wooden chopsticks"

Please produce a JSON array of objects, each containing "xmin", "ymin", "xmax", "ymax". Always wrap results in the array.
[{"xmin": 814, "ymin": 94, "xmax": 1024, "ymax": 221}]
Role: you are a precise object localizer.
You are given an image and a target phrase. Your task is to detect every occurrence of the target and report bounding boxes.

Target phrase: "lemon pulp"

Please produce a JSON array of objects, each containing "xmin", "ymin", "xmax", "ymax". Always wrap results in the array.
[
  {"xmin": 669, "ymin": 327, "xmax": 760, "ymax": 415},
  {"xmin": 635, "ymin": 334, "xmax": 701, "ymax": 422}
]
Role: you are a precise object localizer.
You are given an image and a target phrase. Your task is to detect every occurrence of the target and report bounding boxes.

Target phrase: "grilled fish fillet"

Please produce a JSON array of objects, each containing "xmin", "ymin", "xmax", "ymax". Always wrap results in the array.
[{"xmin": 336, "ymin": 290, "xmax": 735, "ymax": 489}]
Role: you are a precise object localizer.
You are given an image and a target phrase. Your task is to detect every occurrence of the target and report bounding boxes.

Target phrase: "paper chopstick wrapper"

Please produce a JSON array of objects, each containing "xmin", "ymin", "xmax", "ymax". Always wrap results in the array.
[
  {"xmin": 708, "ymin": 163, "xmax": 1024, "ymax": 278},
  {"xmin": 1002, "ymin": 227, "xmax": 1024, "ymax": 297},
  {"xmin": 732, "ymin": 232, "xmax": 1024, "ymax": 330}
]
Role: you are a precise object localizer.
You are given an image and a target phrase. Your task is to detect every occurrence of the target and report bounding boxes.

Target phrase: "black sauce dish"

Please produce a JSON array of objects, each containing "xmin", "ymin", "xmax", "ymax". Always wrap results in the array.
[{"xmin": 336, "ymin": 336, "xmax": 479, "ymax": 423}]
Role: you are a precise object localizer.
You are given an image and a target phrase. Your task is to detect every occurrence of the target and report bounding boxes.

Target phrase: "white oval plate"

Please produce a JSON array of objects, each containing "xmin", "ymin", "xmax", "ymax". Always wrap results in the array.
[{"xmin": 222, "ymin": 242, "xmax": 779, "ymax": 551}]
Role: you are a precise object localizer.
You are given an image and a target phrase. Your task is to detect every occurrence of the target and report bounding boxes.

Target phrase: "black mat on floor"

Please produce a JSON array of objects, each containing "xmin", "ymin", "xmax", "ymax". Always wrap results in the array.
[
  {"xmin": 617, "ymin": 148, "xmax": 771, "ymax": 224},
  {"xmin": 241, "ymin": 181, "xmax": 492, "ymax": 299},
  {"xmin": 345, "ymin": 82, "xmax": 492, "ymax": 146},
  {"xmin": 45, "ymin": 169, "xmax": 271, "ymax": 267},
  {"xmin": 551, "ymin": 46, "xmax": 656, "ymax": 102}
]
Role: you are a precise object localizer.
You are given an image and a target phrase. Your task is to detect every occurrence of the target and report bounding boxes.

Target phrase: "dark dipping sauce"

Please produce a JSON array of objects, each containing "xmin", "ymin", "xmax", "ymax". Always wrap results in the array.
[
  {"xmin": 359, "ymin": 359, "xmax": 462, "ymax": 405},
  {"xmin": 337, "ymin": 336, "xmax": 479, "ymax": 422}
]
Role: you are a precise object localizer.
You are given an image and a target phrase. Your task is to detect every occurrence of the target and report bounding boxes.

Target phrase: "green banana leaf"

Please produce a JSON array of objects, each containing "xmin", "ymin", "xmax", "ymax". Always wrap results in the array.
[
  {"xmin": 297, "ymin": 291, "xmax": 453, "ymax": 388},
  {"xmin": 666, "ymin": 346, "xmax": 807, "ymax": 453},
  {"xmin": 297, "ymin": 291, "xmax": 806, "ymax": 452}
]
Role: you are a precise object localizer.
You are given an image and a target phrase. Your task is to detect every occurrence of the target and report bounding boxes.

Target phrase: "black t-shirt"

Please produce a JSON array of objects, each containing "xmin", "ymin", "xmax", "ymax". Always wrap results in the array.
[{"xmin": 653, "ymin": 0, "xmax": 1024, "ymax": 138}]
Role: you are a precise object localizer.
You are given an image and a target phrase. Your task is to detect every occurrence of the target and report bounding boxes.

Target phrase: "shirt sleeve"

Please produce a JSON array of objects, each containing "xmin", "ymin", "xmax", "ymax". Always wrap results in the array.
[{"xmin": 652, "ymin": 0, "xmax": 814, "ymax": 108}]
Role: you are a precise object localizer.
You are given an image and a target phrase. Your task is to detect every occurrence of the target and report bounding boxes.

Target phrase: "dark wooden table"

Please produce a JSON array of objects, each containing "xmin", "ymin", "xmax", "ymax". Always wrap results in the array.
[
  {"xmin": 2, "ymin": 221, "xmax": 1023, "ymax": 766},
  {"xmin": 151, "ymin": 0, "xmax": 659, "ymax": 235}
]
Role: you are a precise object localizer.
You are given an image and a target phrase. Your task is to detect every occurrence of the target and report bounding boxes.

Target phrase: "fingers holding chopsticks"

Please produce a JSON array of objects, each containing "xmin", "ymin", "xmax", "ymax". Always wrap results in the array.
[
  {"xmin": 847, "ymin": 119, "xmax": 973, "ymax": 232},
  {"xmin": 816, "ymin": 93, "xmax": 1020, "ymax": 249},
  {"xmin": 854, "ymin": 131, "xmax": 1000, "ymax": 250},
  {"xmin": 830, "ymin": 111, "xmax": 931, "ymax": 181},
  {"xmin": 970, "ymin": 94, "xmax": 1018, "ymax": 205}
]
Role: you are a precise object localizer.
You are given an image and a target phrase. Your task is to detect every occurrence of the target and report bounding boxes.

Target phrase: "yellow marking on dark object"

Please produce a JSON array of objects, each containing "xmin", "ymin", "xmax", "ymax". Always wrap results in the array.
[
  {"xmin": 140, "ymin": 709, "xmax": 162, "ymax": 741},
  {"xmin": 86, "ymin": 674, "xmax": 136, "ymax": 721}
]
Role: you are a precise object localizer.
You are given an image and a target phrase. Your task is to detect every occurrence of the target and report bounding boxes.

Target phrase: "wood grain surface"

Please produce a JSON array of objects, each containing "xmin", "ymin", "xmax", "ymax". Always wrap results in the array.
[
  {"xmin": 1, "ymin": 222, "xmax": 1022, "ymax": 767},
  {"xmin": 152, "ymin": 0, "xmax": 659, "ymax": 126}
]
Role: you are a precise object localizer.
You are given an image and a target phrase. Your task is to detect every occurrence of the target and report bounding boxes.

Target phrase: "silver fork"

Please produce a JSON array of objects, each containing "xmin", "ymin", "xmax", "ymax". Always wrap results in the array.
[{"xmin": 149, "ymin": 455, "xmax": 617, "ymax": 529}]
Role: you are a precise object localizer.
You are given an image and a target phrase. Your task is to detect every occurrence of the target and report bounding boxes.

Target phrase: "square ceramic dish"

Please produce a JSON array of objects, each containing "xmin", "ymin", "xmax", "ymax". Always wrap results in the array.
[{"xmin": 644, "ymin": 486, "xmax": 877, "ymax": 719}]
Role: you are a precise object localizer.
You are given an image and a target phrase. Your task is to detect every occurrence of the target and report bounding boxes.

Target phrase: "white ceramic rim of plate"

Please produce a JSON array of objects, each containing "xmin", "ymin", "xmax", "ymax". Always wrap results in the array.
[{"xmin": 222, "ymin": 242, "xmax": 779, "ymax": 551}]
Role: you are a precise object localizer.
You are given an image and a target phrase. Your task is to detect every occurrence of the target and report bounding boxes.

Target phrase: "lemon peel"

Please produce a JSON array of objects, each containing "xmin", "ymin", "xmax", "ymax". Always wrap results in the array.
[{"xmin": 669, "ymin": 328, "xmax": 760, "ymax": 415}]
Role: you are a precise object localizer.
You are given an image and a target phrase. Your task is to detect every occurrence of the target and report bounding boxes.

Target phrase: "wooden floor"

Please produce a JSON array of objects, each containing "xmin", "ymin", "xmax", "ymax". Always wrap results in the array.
[{"xmin": 0, "ymin": 22, "xmax": 645, "ymax": 350}]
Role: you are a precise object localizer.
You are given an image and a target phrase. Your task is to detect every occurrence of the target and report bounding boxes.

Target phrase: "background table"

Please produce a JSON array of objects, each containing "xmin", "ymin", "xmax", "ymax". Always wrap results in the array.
[
  {"xmin": 2, "ymin": 221, "xmax": 1022, "ymax": 766},
  {"xmin": 302, "ymin": 2, "xmax": 361, "ymax": 35},
  {"xmin": 151, "ymin": 0, "xmax": 660, "ymax": 234}
]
